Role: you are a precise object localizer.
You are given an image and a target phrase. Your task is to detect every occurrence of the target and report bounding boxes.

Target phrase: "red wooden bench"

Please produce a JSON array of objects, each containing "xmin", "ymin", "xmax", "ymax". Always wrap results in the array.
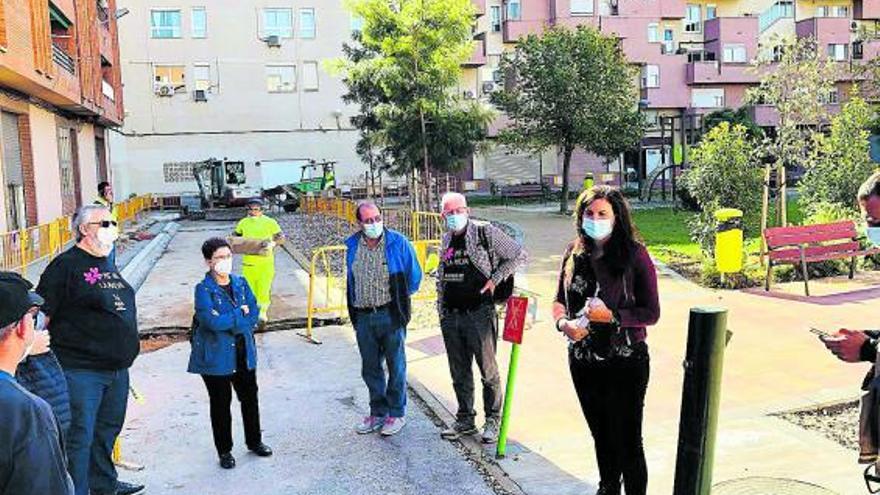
[{"xmin": 763, "ymin": 221, "xmax": 880, "ymax": 296}]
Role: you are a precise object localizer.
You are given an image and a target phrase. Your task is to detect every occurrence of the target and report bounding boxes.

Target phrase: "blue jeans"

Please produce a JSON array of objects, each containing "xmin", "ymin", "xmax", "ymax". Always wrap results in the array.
[
  {"xmin": 353, "ymin": 308, "xmax": 407, "ymax": 418},
  {"xmin": 64, "ymin": 368, "xmax": 129, "ymax": 495}
]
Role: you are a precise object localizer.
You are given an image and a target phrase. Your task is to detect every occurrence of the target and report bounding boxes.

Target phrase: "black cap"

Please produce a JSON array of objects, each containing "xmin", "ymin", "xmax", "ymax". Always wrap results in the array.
[
  {"xmin": 246, "ymin": 197, "xmax": 264, "ymax": 207},
  {"xmin": 0, "ymin": 272, "xmax": 44, "ymax": 328}
]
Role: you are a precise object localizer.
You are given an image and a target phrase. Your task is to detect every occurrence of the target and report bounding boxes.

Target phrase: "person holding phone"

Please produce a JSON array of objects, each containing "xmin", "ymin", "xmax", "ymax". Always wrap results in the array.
[
  {"xmin": 188, "ymin": 237, "xmax": 272, "ymax": 469},
  {"xmin": 551, "ymin": 186, "xmax": 660, "ymax": 495}
]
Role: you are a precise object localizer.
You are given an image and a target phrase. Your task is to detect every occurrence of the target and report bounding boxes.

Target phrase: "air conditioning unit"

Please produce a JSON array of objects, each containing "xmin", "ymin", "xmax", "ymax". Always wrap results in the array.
[
  {"xmin": 463, "ymin": 90, "xmax": 475, "ymax": 99},
  {"xmin": 851, "ymin": 21, "xmax": 859, "ymax": 32},
  {"xmin": 154, "ymin": 84, "xmax": 175, "ymax": 97},
  {"xmin": 265, "ymin": 35, "xmax": 281, "ymax": 47},
  {"xmin": 481, "ymin": 81, "xmax": 496, "ymax": 94},
  {"xmin": 193, "ymin": 89, "xmax": 208, "ymax": 102}
]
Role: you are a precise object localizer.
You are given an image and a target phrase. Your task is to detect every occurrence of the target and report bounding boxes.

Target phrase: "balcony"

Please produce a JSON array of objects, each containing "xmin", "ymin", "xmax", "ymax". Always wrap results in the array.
[
  {"xmin": 687, "ymin": 61, "xmax": 760, "ymax": 85},
  {"xmin": 502, "ymin": 19, "xmax": 547, "ymax": 43},
  {"xmin": 796, "ymin": 17, "xmax": 851, "ymax": 45},
  {"xmin": 471, "ymin": 0, "xmax": 486, "ymax": 16},
  {"xmin": 758, "ymin": 1, "xmax": 794, "ymax": 33},
  {"xmin": 52, "ymin": 44, "xmax": 76, "ymax": 74},
  {"xmin": 659, "ymin": 0, "xmax": 686, "ymax": 19},
  {"xmin": 854, "ymin": 0, "xmax": 880, "ymax": 19},
  {"xmin": 748, "ymin": 103, "xmax": 841, "ymax": 127},
  {"xmin": 704, "ymin": 17, "xmax": 759, "ymax": 44},
  {"xmin": 464, "ymin": 37, "xmax": 486, "ymax": 67}
]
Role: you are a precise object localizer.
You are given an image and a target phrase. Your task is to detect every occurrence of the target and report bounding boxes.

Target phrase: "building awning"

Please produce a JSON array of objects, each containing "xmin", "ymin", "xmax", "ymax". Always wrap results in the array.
[{"xmin": 49, "ymin": 5, "xmax": 73, "ymax": 28}]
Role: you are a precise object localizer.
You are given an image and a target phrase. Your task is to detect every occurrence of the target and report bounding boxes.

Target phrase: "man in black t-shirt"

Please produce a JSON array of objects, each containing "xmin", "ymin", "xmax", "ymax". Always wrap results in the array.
[
  {"xmin": 0, "ymin": 271, "xmax": 73, "ymax": 495},
  {"xmin": 436, "ymin": 192, "xmax": 527, "ymax": 444},
  {"xmin": 36, "ymin": 205, "xmax": 144, "ymax": 495}
]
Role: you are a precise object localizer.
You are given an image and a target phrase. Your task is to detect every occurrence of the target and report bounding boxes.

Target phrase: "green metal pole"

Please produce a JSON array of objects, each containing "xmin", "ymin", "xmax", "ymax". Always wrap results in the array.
[
  {"xmin": 496, "ymin": 342, "xmax": 521, "ymax": 459},
  {"xmin": 673, "ymin": 306, "xmax": 730, "ymax": 495}
]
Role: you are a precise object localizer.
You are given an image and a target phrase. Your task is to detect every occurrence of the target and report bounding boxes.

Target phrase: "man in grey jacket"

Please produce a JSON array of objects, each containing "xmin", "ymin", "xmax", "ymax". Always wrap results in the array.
[{"xmin": 436, "ymin": 192, "xmax": 527, "ymax": 443}]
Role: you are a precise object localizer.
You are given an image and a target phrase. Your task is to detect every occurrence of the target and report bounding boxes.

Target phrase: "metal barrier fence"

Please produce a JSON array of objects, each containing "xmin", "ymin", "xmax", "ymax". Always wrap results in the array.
[
  {"xmin": 0, "ymin": 194, "xmax": 153, "ymax": 274},
  {"xmin": 300, "ymin": 196, "xmax": 444, "ymax": 242}
]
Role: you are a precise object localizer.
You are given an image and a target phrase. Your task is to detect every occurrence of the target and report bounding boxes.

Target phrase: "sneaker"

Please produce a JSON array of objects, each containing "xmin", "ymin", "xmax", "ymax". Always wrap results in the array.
[
  {"xmin": 355, "ymin": 415, "xmax": 385, "ymax": 434},
  {"xmin": 116, "ymin": 480, "xmax": 146, "ymax": 495},
  {"xmin": 440, "ymin": 421, "xmax": 478, "ymax": 440},
  {"xmin": 481, "ymin": 417, "xmax": 500, "ymax": 444},
  {"xmin": 380, "ymin": 416, "xmax": 406, "ymax": 436}
]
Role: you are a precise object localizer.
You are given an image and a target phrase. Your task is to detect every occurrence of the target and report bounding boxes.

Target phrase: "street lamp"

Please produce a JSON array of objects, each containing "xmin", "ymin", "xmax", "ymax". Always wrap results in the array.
[{"xmin": 637, "ymin": 99, "xmax": 650, "ymax": 195}]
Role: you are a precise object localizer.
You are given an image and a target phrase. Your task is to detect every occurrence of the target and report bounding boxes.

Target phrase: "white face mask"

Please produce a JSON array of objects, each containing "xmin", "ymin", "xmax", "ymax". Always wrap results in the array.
[
  {"xmin": 19, "ymin": 322, "xmax": 36, "ymax": 364},
  {"xmin": 363, "ymin": 222, "xmax": 384, "ymax": 239},
  {"xmin": 214, "ymin": 258, "xmax": 233, "ymax": 276},
  {"xmin": 446, "ymin": 213, "xmax": 468, "ymax": 232},
  {"xmin": 96, "ymin": 226, "xmax": 118, "ymax": 252}
]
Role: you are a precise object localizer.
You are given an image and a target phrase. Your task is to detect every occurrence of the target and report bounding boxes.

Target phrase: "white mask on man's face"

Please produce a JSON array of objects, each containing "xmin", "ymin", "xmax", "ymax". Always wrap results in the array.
[{"xmin": 19, "ymin": 319, "xmax": 36, "ymax": 364}]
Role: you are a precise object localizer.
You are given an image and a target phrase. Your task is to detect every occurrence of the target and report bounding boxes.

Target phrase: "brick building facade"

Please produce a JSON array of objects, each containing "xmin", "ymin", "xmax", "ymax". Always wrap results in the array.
[{"xmin": 0, "ymin": 0, "xmax": 124, "ymax": 232}]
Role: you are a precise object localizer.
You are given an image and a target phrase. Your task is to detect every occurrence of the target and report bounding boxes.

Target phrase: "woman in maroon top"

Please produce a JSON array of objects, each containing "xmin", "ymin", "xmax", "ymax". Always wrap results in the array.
[{"xmin": 551, "ymin": 186, "xmax": 660, "ymax": 495}]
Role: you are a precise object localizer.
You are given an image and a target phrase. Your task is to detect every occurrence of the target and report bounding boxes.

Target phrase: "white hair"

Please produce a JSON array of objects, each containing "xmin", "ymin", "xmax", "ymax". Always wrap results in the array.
[
  {"xmin": 440, "ymin": 192, "xmax": 467, "ymax": 212},
  {"xmin": 72, "ymin": 205, "xmax": 110, "ymax": 242}
]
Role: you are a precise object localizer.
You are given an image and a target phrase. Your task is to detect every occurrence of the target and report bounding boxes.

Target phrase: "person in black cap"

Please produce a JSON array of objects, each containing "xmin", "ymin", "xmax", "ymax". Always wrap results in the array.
[
  {"xmin": 0, "ymin": 271, "xmax": 74, "ymax": 495},
  {"xmin": 36, "ymin": 204, "xmax": 144, "ymax": 495}
]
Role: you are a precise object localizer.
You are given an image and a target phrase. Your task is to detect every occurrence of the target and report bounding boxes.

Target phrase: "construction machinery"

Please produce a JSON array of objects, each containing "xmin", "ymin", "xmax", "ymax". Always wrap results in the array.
[{"xmin": 261, "ymin": 159, "xmax": 337, "ymax": 212}]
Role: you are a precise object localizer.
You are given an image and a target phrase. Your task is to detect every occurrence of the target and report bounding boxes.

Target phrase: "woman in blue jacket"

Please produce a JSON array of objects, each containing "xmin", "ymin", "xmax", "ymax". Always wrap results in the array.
[{"xmin": 188, "ymin": 238, "xmax": 272, "ymax": 469}]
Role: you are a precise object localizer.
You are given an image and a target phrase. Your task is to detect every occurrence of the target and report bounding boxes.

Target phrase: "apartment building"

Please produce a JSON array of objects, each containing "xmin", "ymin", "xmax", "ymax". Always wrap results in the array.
[
  {"xmin": 111, "ymin": 1, "xmax": 367, "ymax": 197},
  {"xmin": 462, "ymin": 0, "xmax": 880, "ymax": 186},
  {"xmin": 0, "ymin": 0, "xmax": 124, "ymax": 233}
]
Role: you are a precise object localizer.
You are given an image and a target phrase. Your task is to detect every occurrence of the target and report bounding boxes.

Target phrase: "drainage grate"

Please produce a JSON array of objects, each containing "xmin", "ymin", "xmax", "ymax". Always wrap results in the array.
[{"xmin": 712, "ymin": 477, "xmax": 838, "ymax": 495}]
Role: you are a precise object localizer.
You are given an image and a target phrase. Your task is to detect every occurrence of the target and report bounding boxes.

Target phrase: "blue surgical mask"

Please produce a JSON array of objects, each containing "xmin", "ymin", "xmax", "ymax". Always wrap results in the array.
[
  {"xmin": 867, "ymin": 226, "xmax": 880, "ymax": 246},
  {"xmin": 363, "ymin": 222, "xmax": 384, "ymax": 239},
  {"xmin": 582, "ymin": 218, "xmax": 614, "ymax": 240},
  {"xmin": 446, "ymin": 213, "xmax": 468, "ymax": 232}
]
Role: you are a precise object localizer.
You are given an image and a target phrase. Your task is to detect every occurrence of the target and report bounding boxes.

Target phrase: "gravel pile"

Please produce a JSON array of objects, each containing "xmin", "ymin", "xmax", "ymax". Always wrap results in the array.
[{"xmin": 775, "ymin": 400, "xmax": 860, "ymax": 451}]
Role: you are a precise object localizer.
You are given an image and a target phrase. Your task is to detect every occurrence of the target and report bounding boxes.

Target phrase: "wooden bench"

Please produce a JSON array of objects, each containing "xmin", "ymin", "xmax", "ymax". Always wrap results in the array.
[
  {"xmin": 763, "ymin": 221, "xmax": 880, "ymax": 296},
  {"xmin": 499, "ymin": 183, "xmax": 545, "ymax": 203}
]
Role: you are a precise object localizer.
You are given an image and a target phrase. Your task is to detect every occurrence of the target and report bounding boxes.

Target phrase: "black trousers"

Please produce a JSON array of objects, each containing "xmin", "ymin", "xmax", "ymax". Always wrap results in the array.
[
  {"xmin": 569, "ymin": 346, "xmax": 650, "ymax": 495},
  {"xmin": 440, "ymin": 303, "xmax": 502, "ymax": 427},
  {"xmin": 201, "ymin": 369, "xmax": 262, "ymax": 456}
]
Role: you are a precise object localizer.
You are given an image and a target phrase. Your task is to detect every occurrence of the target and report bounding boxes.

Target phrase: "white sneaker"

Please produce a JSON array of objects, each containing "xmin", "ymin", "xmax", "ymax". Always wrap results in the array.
[
  {"xmin": 380, "ymin": 416, "xmax": 406, "ymax": 436},
  {"xmin": 355, "ymin": 415, "xmax": 384, "ymax": 434}
]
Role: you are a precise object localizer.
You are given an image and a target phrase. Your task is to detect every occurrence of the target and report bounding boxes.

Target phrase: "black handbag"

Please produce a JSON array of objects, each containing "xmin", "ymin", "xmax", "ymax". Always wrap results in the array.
[{"xmin": 478, "ymin": 225, "xmax": 515, "ymax": 304}]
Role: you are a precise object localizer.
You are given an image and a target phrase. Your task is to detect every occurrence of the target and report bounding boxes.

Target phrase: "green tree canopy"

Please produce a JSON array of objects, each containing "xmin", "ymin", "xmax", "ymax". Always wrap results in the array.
[{"xmin": 490, "ymin": 26, "xmax": 643, "ymax": 213}]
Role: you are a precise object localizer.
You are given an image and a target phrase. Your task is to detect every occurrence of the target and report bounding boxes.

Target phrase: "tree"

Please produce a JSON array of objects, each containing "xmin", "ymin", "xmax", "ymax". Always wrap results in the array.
[
  {"xmin": 703, "ymin": 107, "xmax": 763, "ymax": 139},
  {"xmin": 746, "ymin": 35, "xmax": 837, "ymax": 243},
  {"xmin": 799, "ymin": 96, "xmax": 876, "ymax": 216},
  {"xmin": 490, "ymin": 26, "xmax": 643, "ymax": 213},
  {"xmin": 334, "ymin": 0, "xmax": 493, "ymax": 209},
  {"xmin": 681, "ymin": 122, "xmax": 763, "ymax": 253}
]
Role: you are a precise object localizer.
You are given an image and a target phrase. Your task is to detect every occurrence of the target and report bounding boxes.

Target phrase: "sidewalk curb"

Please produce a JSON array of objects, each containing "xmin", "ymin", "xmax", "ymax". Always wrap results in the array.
[
  {"xmin": 122, "ymin": 222, "xmax": 180, "ymax": 292},
  {"xmin": 407, "ymin": 377, "xmax": 527, "ymax": 495}
]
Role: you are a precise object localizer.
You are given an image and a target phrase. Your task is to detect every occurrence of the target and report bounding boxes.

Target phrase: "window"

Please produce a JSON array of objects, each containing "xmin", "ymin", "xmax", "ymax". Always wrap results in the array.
[
  {"xmin": 706, "ymin": 4, "xmax": 717, "ymax": 19},
  {"xmin": 50, "ymin": 4, "xmax": 75, "ymax": 73},
  {"xmin": 663, "ymin": 29, "xmax": 675, "ymax": 54},
  {"xmin": 154, "ymin": 65, "xmax": 186, "ymax": 92},
  {"xmin": 266, "ymin": 65, "xmax": 295, "ymax": 92},
  {"xmin": 722, "ymin": 44, "xmax": 747, "ymax": 63},
  {"xmin": 827, "ymin": 43, "xmax": 848, "ymax": 61},
  {"xmin": 302, "ymin": 61, "xmax": 319, "ymax": 91},
  {"xmin": 151, "ymin": 10, "xmax": 181, "ymax": 38},
  {"xmin": 56, "ymin": 127, "xmax": 74, "ymax": 196},
  {"xmin": 191, "ymin": 7, "xmax": 206, "ymax": 38},
  {"xmin": 825, "ymin": 88, "xmax": 839, "ymax": 104},
  {"xmin": 648, "ymin": 23, "xmax": 659, "ymax": 43},
  {"xmin": 571, "ymin": 0, "xmax": 593, "ymax": 15},
  {"xmin": 490, "ymin": 6, "xmax": 501, "ymax": 32},
  {"xmin": 642, "ymin": 65, "xmax": 659, "ymax": 88},
  {"xmin": 262, "ymin": 8, "xmax": 293, "ymax": 38},
  {"xmin": 685, "ymin": 4, "xmax": 701, "ymax": 33},
  {"xmin": 854, "ymin": 41, "xmax": 864, "ymax": 60},
  {"xmin": 691, "ymin": 88, "xmax": 725, "ymax": 108},
  {"xmin": 772, "ymin": 45, "xmax": 784, "ymax": 62},
  {"xmin": 506, "ymin": 0, "xmax": 521, "ymax": 21},
  {"xmin": 299, "ymin": 8, "xmax": 315, "ymax": 39},
  {"xmin": 819, "ymin": 5, "xmax": 849, "ymax": 17},
  {"xmin": 193, "ymin": 64, "xmax": 211, "ymax": 91},
  {"xmin": 351, "ymin": 15, "xmax": 364, "ymax": 33},
  {"xmin": 816, "ymin": 6, "xmax": 830, "ymax": 16}
]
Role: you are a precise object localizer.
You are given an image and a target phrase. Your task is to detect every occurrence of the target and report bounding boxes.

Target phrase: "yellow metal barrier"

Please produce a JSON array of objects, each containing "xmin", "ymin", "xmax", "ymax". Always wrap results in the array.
[
  {"xmin": 302, "ymin": 239, "xmax": 441, "ymax": 343},
  {"xmin": 0, "ymin": 194, "xmax": 153, "ymax": 274}
]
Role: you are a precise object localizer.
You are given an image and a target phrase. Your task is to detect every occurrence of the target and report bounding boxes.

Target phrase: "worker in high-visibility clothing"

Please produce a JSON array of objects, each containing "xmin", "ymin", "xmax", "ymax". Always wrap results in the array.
[{"xmin": 234, "ymin": 198, "xmax": 285, "ymax": 328}]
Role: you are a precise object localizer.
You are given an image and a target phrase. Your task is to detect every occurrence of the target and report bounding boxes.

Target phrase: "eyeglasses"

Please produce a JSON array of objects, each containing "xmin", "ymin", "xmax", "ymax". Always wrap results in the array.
[{"xmin": 88, "ymin": 220, "xmax": 118, "ymax": 228}]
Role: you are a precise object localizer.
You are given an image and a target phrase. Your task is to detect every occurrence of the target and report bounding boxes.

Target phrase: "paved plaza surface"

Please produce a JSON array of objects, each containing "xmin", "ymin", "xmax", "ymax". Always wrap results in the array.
[{"xmin": 121, "ymin": 210, "xmax": 880, "ymax": 494}]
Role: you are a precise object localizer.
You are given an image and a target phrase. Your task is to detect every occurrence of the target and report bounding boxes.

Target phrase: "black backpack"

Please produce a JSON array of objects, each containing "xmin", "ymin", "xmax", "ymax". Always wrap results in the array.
[{"xmin": 478, "ymin": 225, "xmax": 515, "ymax": 304}]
